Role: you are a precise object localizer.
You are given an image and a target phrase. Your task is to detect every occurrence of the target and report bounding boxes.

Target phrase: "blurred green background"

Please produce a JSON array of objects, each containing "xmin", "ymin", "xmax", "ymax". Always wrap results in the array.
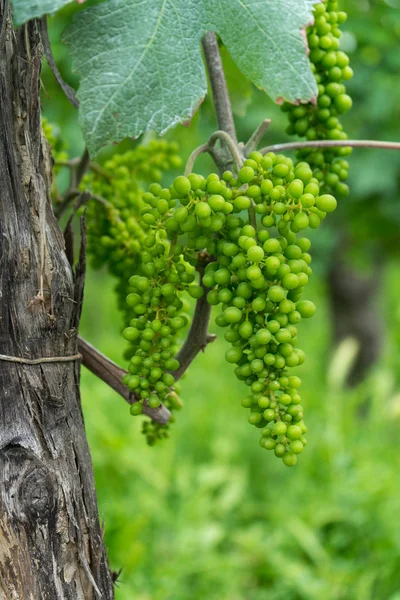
[{"xmin": 42, "ymin": 1, "xmax": 400, "ymax": 598}]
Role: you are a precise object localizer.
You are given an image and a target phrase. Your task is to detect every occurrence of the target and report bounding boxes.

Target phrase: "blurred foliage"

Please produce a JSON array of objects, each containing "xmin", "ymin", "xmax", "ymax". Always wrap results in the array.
[
  {"xmin": 40, "ymin": 1, "xmax": 400, "ymax": 598},
  {"xmin": 80, "ymin": 264, "xmax": 400, "ymax": 600}
]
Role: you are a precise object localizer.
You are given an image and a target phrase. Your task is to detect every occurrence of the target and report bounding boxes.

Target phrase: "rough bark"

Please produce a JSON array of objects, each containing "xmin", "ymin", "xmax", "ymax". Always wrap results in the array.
[
  {"xmin": 0, "ymin": 4, "xmax": 114, "ymax": 598},
  {"xmin": 327, "ymin": 248, "xmax": 382, "ymax": 386}
]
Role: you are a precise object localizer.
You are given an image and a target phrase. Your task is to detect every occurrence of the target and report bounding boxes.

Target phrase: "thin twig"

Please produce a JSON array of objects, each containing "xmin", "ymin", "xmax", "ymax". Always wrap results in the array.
[
  {"xmin": 75, "ymin": 148, "xmax": 90, "ymax": 186},
  {"xmin": 78, "ymin": 337, "xmax": 171, "ymax": 425},
  {"xmin": 39, "ymin": 16, "xmax": 79, "ymax": 109},
  {"xmin": 248, "ymin": 201, "xmax": 257, "ymax": 235},
  {"xmin": 260, "ymin": 139, "xmax": 400, "ymax": 154},
  {"xmin": 208, "ymin": 131, "xmax": 243, "ymax": 170},
  {"xmin": 55, "ymin": 148, "xmax": 92, "ymax": 218},
  {"xmin": 55, "ymin": 189, "xmax": 109, "ymax": 219},
  {"xmin": 173, "ymin": 257, "xmax": 217, "ymax": 381},
  {"xmin": 184, "ymin": 143, "xmax": 210, "ymax": 176},
  {"xmin": 244, "ymin": 119, "xmax": 271, "ymax": 156},
  {"xmin": 174, "ymin": 34, "xmax": 240, "ymax": 377},
  {"xmin": 202, "ymin": 32, "xmax": 237, "ymax": 143},
  {"xmin": 56, "ymin": 158, "xmax": 111, "ymax": 181},
  {"xmin": 184, "ymin": 131, "xmax": 243, "ymax": 176}
]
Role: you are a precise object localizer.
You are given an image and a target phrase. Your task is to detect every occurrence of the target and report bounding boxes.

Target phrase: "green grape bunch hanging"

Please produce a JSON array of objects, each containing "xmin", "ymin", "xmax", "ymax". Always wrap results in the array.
[
  {"xmin": 61, "ymin": 0, "xmax": 353, "ymax": 465},
  {"xmin": 281, "ymin": 0, "xmax": 352, "ymax": 196},
  {"xmin": 81, "ymin": 140, "xmax": 182, "ymax": 316},
  {"xmin": 117, "ymin": 147, "xmax": 337, "ymax": 466}
]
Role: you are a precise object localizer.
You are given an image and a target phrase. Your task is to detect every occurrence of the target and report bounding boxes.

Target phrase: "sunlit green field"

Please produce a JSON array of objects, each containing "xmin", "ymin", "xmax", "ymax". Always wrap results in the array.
[{"xmin": 80, "ymin": 263, "xmax": 400, "ymax": 600}]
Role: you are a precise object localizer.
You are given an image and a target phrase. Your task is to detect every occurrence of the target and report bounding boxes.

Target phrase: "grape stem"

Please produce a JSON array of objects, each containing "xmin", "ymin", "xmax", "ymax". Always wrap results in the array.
[
  {"xmin": 244, "ymin": 119, "xmax": 272, "ymax": 156},
  {"xmin": 55, "ymin": 157, "xmax": 112, "ymax": 182},
  {"xmin": 55, "ymin": 187, "xmax": 110, "ymax": 219},
  {"xmin": 184, "ymin": 130, "xmax": 243, "ymax": 176},
  {"xmin": 260, "ymin": 139, "xmax": 400, "ymax": 154},
  {"xmin": 177, "ymin": 34, "xmax": 241, "ymax": 379},
  {"xmin": 78, "ymin": 337, "xmax": 171, "ymax": 424},
  {"xmin": 184, "ymin": 142, "xmax": 210, "ymax": 176},
  {"xmin": 40, "ymin": 16, "xmax": 79, "ymax": 109},
  {"xmin": 55, "ymin": 147, "xmax": 91, "ymax": 218},
  {"xmin": 173, "ymin": 257, "xmax": 217, "ymax": 381},
  {"xmin": 208, "ymin": 130, "xmax": 243, "ymax": 170},
  {"xmin": 175, "ymin": 36, "xmax": 244, "ymax": 380},
  {"xmin": 248, "ymin": 200, "xmax": 257, "ymax": 237},
  {"xmin": 202, "ymin": 32, "xmax": 237, "ymax": 143}
]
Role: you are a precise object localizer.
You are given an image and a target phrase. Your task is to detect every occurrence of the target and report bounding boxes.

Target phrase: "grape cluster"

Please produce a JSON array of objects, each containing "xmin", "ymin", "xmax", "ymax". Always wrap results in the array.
[
  {"xmin": 121, "ymin": 268, "xmax": 186, "ymax": 445},
  {"xmin": 139, "ymin": 150, "xmax": 338, "ymax": 464},
  {"xmin": 82, "ymin": 141, "xmax": 182, "ymax": 315},
  {"xmin": 120, "ymin": 176, "xmax": 218, "ymax": 442},
  {"xmin": 120, "ymin": 192, "xmax": 198, "ymax": 444},
  {"xmin": 281, "ymin": 0, "xmax": 352, "ymax": 196}
]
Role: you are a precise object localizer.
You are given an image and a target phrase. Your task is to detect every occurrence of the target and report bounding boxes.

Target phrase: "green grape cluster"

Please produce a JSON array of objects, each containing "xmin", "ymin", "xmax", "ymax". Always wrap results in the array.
[
  {"xmin": 120, "ymin": 232, "xmax": 195, "ymax": 444},
  {"xmin": 281, "ymin": 0, "xmax": 352, "ymax": 196},
  {"xmin": 82, "ymin": 140, "xmax": 182, "ymax": 315},
  {"xmin": 136, "ymin": 150, "xmax": 338, "ymax": 464}
]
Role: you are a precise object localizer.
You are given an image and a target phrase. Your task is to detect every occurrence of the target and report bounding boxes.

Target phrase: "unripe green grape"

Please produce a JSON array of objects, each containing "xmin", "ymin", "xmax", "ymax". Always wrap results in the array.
[
  {"xmin": 268, "ymin": 285, "xmax": 285, "ymax": 303},
  {"xmin": 239, "ymin": 166, "xmax": 255, "ymax": 183},
  {"xmin": 286, "ymin": 425, "xmax": 302, "ymax": 440},
  {"xmin": 293, "ymin": 212, "xmax": 309, "ymax": 230},
  {"xmin": 263, "ymin": 238, "xmax": 281, "ymax": 253},
  {"xmin": 275, "ymin": 328, "xmax": 292, "ymax": 343},
  {"xmin": 290, "ymin": 440, "xmax": 304, "ymax": 454},
  {"xmin": 255, "ymin": 328, "xmax": 272, "ymax": 345},
  {"xmin": 237, "ymin": 282, "xmax": 253, "ymax": 299},
  {"xmin": 282, "ymin": 273, "xmax": 300, "ymax": 290},
  {"xmin": 334, "ymin": 93, "xmax": 352, "ymax": 114},
  {"xmin": 247, "ymin": 265, "xmax": 262, "ymax": 280},
  {"xmin": 288, "ymin": 179, "xmax": 304, "ymax": 198},
  {"xmin": 265, "ymin": 256, "xmax": 281, "ymax": 271},
  {"xmin": 148, "ymin": 396, "xmax": 161, "ymax": 409},
  {"xmin": 248, "ymin": 412, "xmax": 262, "ymax": 425},
  {"xmin": 225, "ymin": 347, "xmax": 243, "ymax": 364},
  {"xmin": 242, "ymin": 224, "xmax": 256, "ymax": 237},
  {"xmin": 163, "ymin": 373, "xmax": 175, "ymax": 387},
  {"xmin": 308, "ymin": 213, "xmax": 321, "ymax": 229},
  {"xmin": 239, "ymin": 321, "xmax": 253, "ymax": 339},
  {"xmin": 296, "ymin": 300, "xmax": 316, "ymax": 318},
  {"xmin": 224, "ymin": 307, "xmax": 242, "ymax": 324},
  {"xmin": 262, "ymin": 437, "xmax": 276, "ymax": 450},
  {"xmin": 130, "ymin": 402, "xmax": 143, "ymax": 416},
  {"xmin": 247, "ymin": 246, "xmax": 264, "ymax": 262},
  {"xmin": 188, "ymin": 285, "xmax": 204, "ymax": 299},
  {"xmin": 195, "ymin": 202, "xmax": 211, "ymax": 219},
  {"xmin": 263, "ymin": 409, "xmax": 275, "ymax": 422},
  {"xmin": 174, "ymin": 175, "xmax": 191, "ymax": 196},
  {"xmin": 282, "ymin": 452, "xmax": 297, "ymax": 467},
  {"xmin": 207, "ymin": 194, "xmax": 224, "ymax": 211},
  {"xmin": 252, "ymin": 297, "xmax": 266, "ymax": 312}
]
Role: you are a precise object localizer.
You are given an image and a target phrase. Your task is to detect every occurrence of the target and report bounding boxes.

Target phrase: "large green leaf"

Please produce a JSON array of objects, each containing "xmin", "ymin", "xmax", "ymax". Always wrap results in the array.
[
  {"xmin": 64, "ymin": 0, "xmax": 319, "ymax": 155},
  {"xmin": 12, "ymin": 0, "xmax": 74, "ymax": 26}
]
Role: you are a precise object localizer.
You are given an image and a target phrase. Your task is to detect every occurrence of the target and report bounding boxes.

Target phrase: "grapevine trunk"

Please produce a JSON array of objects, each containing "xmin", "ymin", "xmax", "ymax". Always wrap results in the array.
[{"xmin": 0, "ymin": 5, "xmax": 114, "ymax": 597}]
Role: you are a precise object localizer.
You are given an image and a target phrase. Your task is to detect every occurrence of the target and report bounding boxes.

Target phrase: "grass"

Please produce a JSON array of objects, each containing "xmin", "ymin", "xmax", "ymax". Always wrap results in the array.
[{"xmin": 79, "ymin": 262, "xmax": 400, "ymax": 600}]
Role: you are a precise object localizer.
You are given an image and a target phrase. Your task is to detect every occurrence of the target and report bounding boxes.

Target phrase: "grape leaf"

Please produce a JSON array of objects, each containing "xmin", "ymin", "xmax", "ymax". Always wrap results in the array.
[
  {"xmin": 12, "ymin": 0, "xmax": 75, "ymax": 26},
  {"xmin": 64, "ymin": 0, "xmax": 319, "ymax": 155}
]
